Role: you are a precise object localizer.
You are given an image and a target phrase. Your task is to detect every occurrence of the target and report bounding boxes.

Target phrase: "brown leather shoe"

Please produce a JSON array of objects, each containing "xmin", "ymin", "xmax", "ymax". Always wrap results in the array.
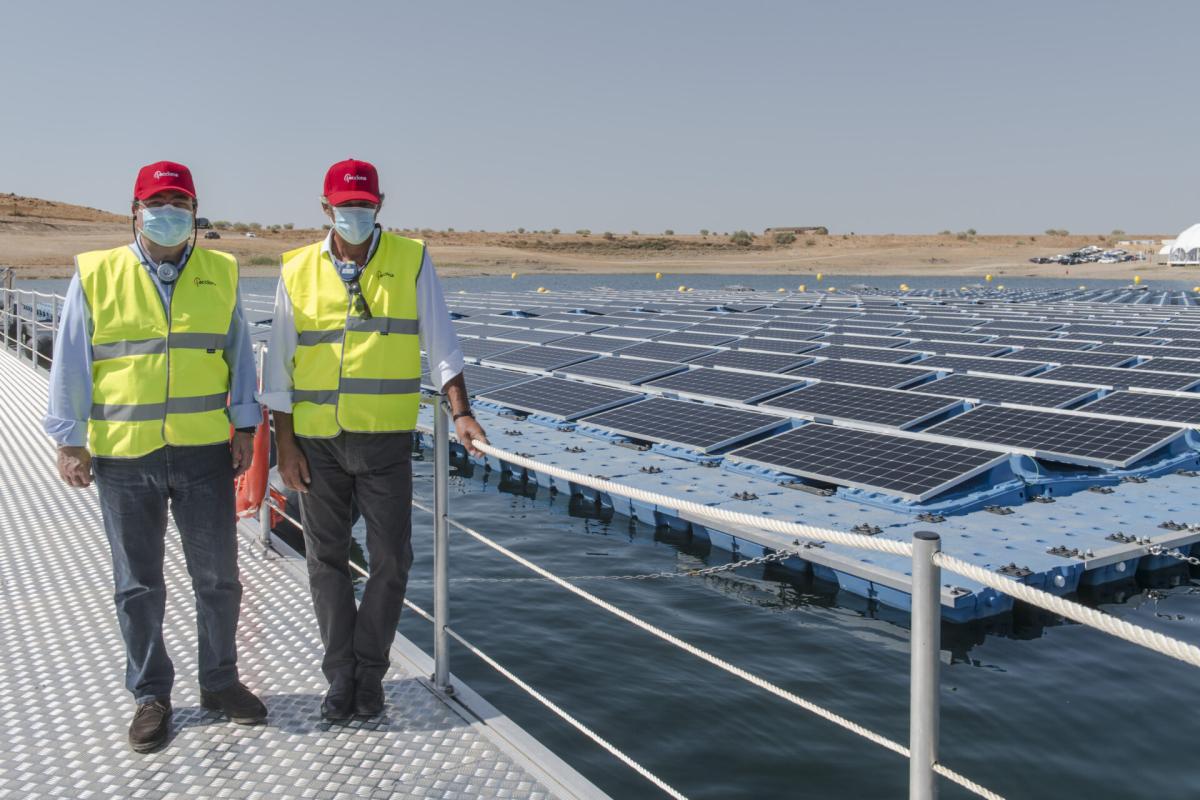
[
  {"xmin": 129, "ymin": 698, "xmax": 172, "ymax": 753},
  {"xmin": 200, "ymin": 681, "xmax": 267, "ymax": 725}
]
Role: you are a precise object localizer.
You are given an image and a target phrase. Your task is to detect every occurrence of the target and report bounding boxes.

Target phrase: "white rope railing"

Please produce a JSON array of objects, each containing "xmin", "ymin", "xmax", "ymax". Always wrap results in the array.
[
  {"xmin": 935, "ymin": 552, "xmax": 1200, "ymax": 669},
  {"xmin": 410, "ymin": 497, "xmax": 1003, "ymax": 800}
]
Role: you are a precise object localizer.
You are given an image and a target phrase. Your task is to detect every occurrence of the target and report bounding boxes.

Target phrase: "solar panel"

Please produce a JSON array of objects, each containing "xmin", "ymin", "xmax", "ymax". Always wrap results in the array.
[
  {"xmin": 924, "ymin": 405, "xmax": 1182, "ymax": 468},
  {"xmin": 915, "ymin": 355, "xmax": 1049, "ymax": 376},
  {"xmin": 545, "ymin": 335, "xmax": 630, "ymax": 353},
  {"xmin": 812, "ymin": 334, "xmax": 914, "ymax": 349},
  {"xmin": 458, "ymin": 338, "xmax": 527, "ymax": 361},
  {"xmin": 803, "ymin": 345, "xmax": 923, "ymax": 364},
  {"xmin": 734, "ymin": 338, "xmax": 824, "ymax": 355},
  {"xmin": 490, "ymin": 328, "xmax": 576, "ymax": 345},
  {"xmin": 539, "ymin": 320, "xmax": 613, "ymax": 334},
  {"xmin": 579, "ymin": 397, "xmax": 786, "ymax": 452},
  {"xmin": 1000, "ymin": 348, "xmax": 1135, "ymax": 367},
  {"xmin": 1040, "ymin": 365, "xmax": 1200, "ymax": 392},
  {"xmin": 901, "ymin": 331, "xmax": 994, "ymax": 343},
  {"xmin": 727, "ymin": 424, "xmax": 1005, "ymax": 501},
  {"xmin": 1132, "ymin": 357, "xmax": 1200, "ymax": 375},
  {"xmin": 643, "ymin": 367, "xmax": 802, "ymax": 403},
  {"xmin": 652, "ymin": 330, "xmax": 741, "ymax": 347},
  {"xmin": 688, "ymin": 350, "xmax": 815, "ymax": 373},
  {"xmin": 975, "ymin": 320, "xmax": 1063, "ymax": 332},
  {"xmin": 558, "ymin": 356, "xmax": 685, "ymax": 385},
  {"xmin": 1079, "ymin": 391, "xmax": 1200, "ymax": 425},
  {"xmin": 761, "ymin": 382, "xmax": 962, "ymax": 429},
  {"xmin": 909, "ymin": 373, "xmax": 1100, "ymax": 408},
  {"xmin": 784, "ymin": 359, "xmax": 936, "ymax": 389},
  {"xmin": 750, "ymin": 328, "xmax": 825, "ymax": 342},
  {"xmin": 478, "ymin": 376, "xmax": 642, "ymax": 419},
  {"xmin": 684, "ymin": 323, "xmax": 760, "ymax": 336},
  {"xmin": 989, "ymin": 336, "xmax": 1095, "ymax": 350},
  {"xmin": 457, "ymin": 365, "xmax": 539, "ymax": 396},
  {"xmin": 482, "ymin": 345, "xmax": 597, "ymax": 370},
  {"xmin": 593, "ymin": 326, "xmax": 675, "ymax": 341},
  {"xmin": 611, "ymin": 341, "xmax": 720, "ymax": 363},
  {"xmin": 912, "ymin": 341, "xmax": 1011, "ymax": 357},
  {"xmin": 1095, "ymin": 343, "xmax": 1200, "ymax": 359}
]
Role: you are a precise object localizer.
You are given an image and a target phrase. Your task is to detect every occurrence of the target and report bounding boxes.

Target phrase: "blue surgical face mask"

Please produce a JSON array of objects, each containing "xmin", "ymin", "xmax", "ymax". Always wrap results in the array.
[
  {"xmin": 139, "ymin": 204, "xmax": 194, "ymax": 247},
  {"xmin": 332, "ymin": 206, "xmax": 377, "ymax": 245}
]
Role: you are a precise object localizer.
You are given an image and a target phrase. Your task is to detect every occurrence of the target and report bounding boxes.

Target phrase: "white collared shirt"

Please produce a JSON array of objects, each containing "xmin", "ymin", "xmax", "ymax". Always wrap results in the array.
[{"xmin": 258, "ymin": 228, "xmax": 464, "ymax": 413}]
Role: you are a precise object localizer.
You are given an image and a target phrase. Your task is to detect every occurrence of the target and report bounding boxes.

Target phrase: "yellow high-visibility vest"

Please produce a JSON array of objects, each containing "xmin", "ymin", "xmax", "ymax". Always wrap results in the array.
[
  {"xmin": 77, "ymin": 245, "xmax": 238, "ymax": 458},
  {"xmin": 281, "ymin": 232, "xmax": 423, "ymax": 437}
]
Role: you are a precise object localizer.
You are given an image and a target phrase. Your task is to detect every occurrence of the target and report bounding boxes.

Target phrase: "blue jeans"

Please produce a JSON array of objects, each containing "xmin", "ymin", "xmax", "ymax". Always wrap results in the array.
[{"xmin": 93, "ymin": 443, "xmax": 242, "ymax": 704}]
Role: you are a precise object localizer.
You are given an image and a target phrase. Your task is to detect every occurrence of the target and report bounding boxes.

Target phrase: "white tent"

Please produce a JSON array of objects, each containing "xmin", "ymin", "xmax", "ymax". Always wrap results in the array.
[{"xmin": 1169, "ymin": 224, "xmax": 1200, "ymax": 265}]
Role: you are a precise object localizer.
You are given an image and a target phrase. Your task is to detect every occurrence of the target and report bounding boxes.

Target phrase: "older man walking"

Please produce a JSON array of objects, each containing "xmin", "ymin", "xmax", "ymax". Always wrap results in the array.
[
  {"xmin": 45, "ymin": 161, "xmax": 267, "ymax": 752},
  {"xmin": 261, "ymin": 158, "xmax": 486, "ymax": 720}
]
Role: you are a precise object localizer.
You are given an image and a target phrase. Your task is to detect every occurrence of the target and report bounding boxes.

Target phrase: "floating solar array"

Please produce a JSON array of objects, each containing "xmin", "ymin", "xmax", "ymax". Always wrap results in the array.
[
  {"xmin": 479, "ymin": 376, "xmax": 642, "ymax": 420},
  {"xmin": 643, "ymin": 367, "xmax": 802, "ymax": 403},
  {"xmin": 908, "ymin": 373, "xmax": 1101, "ymax": 409},
  {"xmin": 762, "ymin": 382, "xmax": 962, "ymax": 429},
  {"xmin": 579, "ymin": 397, "xmax": 786, "ymax": 453},
  {"xmin": 728, "ymin": 423, "xmax": 1006, "ymax": 501},
  {"xmin": 785, "ymin": 359, "xmax": 936, "ymax": 389}
]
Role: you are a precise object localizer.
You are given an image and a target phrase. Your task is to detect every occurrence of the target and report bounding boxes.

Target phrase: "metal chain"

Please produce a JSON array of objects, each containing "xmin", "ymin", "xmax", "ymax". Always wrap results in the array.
[
  {"xmin": 436, "ymin": 548, "xmax": 803, "ymax": 584},
  {"xmin": 1147, "ymin": 544, "xmax": 1200, "ymax": 568}
]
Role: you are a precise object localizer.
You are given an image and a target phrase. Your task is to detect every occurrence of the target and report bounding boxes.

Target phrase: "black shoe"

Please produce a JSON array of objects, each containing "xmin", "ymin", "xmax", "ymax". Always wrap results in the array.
[
  {"xmin": 129, "ymin": 698, "xmax": 172, "ymax": 753},
  {"xmin": 355, "ymin": 677, "xmax": 385, "ymax": 717},
  {"xmin": 200, "ymin": 681, "xmax": 267, "ymax": 725},
  {"xmin": 321, "ymin": 684, "xmax": 355, "ymax": 721}
]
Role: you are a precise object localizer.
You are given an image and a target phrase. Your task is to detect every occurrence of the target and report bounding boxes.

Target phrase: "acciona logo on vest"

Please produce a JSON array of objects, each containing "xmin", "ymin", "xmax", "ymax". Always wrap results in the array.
[
  {"xmin": 154, "ymin": 170, "xmax": 180, "ymax": 179},
  {"xmin": 193, "ymin": 277, "xmax": 216, "ymax": 287},
  {"xmin": 379, "ymin": 271, "xmax": 395, "ymax": 278},
  {"xmin": 344, "ymin": 173, "xmax": 368, "ymax": 183}
]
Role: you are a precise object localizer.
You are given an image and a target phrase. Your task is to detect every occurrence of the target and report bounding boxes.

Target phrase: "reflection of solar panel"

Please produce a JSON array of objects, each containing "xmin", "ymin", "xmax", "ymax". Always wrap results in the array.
[
  {"xmin": 1079, "ymin": 391, "xmax": 1200, "ymax": 425},
  {"xmin": 915, "ymin": 355, "xmax": 1049, "ymax": 376},
  {"xmin": 912, "ymin": 341, "xmax": 1011, "ymax": 357},
  {"xmin": 728, "ymin": 423, "xmax": 1005, "ymax": 501},
  {"xmin": 644, "ymin": 367, "xmax": 802, "ymax": 403},
  {"xmin": 558, "ymin": 356, "xmax": 684, "ymax": 385},
  {"xmin": 762, "ymin": 382, "xmax": 961, "ymax": 429},
  {"xmin": 924, "ymin": 405, "xmax": 1182, "ymax": 467},
  {"xmin": 611, "ymin": 341, "xmax": 719, "ymax": 362},
  {"xmin": 688, "ymin": 350, "xmax": 814, "ymax": 373},
  {"xmin": 653, "ymin": 330, "xmax": 741, "ymax": 347},
  {"xmin": 805, "ymin": 345, "xmax": 923, "ymax": 364},
  {"xmin": 785, "ymin": 359, "xmax": 936, "ymax": 389},
  {"xmin": 909, "ymin": 373, "xmax": 1100, "ymax": 408},
  {"xmin": 459, "ymin": 338, "xmax": 527, "ymax": 360},
  {"xmin": 1040, "ymin": 365, "xmax": 1200, "ymax": 392},
  {"xmin": 579, "ymin": 397, "xmax": 785, "ymax": 452},
  {"xmin": 479, "ymin": 376, "xmax": 642, "ymax": 419},
  {"xmin": 1000, "ymin": 348, "xmax": 1134, "ymax": 367},
  {"xmin": 482, "ymin": 345, "xmax": 597, "ymax": 370}
]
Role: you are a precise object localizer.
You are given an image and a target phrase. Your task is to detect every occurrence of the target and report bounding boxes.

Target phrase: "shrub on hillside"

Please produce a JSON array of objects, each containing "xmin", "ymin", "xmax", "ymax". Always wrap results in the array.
[
  {"xmin": 730, "ymin": 230, "xmax": 754, "ymax": 247},
  {"xmin": 773, "ymin": 232, "xmax": 796, "ymax": 245}
]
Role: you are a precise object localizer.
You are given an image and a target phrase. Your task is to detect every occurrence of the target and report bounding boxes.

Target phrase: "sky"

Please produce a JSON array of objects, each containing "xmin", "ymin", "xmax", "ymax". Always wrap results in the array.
[{"xmin": 1, "ymin": 0, "xmax": 1197, "ymax": 234}]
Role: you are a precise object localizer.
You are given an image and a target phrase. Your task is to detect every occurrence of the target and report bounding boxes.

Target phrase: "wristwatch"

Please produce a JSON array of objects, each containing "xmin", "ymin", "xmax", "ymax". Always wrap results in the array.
[
  {"xmin": 235, "ymin": 426, "xmax": 257, "ymax": 434},
  {"xmin": 452, "ymin": 411, "xmax": 474, "ymax": 421}
]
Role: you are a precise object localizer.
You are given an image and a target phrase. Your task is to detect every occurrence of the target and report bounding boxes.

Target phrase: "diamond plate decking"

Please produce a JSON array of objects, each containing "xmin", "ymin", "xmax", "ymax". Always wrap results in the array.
[{"xmin": 0, "ymin": 350, "xmax": 607, "ymax": 800}]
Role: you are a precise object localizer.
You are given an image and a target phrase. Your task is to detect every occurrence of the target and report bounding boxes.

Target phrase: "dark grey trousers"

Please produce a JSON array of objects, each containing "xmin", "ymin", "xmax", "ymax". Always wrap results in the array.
[{"xmin": 296, "ymin": 431, "xmax": 414, "ymax": 688}]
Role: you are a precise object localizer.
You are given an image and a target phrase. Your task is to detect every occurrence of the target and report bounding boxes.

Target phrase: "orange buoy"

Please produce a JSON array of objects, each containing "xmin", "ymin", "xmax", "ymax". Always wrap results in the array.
[{"xmin": 235, "ymin": 407, "xmax": 270, "ymax": 518}]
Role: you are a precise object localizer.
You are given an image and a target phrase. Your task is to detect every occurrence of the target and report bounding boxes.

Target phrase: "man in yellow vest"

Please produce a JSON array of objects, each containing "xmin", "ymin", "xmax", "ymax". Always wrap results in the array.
[
  {"xmin": 44, "ymin": 162, "xmax": 267, "ymax": 753},
  {"xmin": 260, "ymin": 158, "xmax": 486, "ymax": 720}
]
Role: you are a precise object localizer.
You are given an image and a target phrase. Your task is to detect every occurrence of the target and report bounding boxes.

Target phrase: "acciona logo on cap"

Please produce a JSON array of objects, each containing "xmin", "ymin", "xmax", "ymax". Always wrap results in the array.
[
  {"xmin": 153, "ymin": 170, "xmax": 180, "ymax": 179},
  {"xmin": 344, "ymin": 173, "xmax": 368, "ymax": 182}
]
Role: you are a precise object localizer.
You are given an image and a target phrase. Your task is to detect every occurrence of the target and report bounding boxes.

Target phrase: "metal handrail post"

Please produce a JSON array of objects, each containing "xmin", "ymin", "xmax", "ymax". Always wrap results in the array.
[
  {"xmin": 255, "ymin": 343, "xmax": 271, "ymax": 555},
  {"xmin": 27, "ymin": 292, "xmax": 36, "ymax": 369},
  {"xmin": 432, "ymin": 397, "xmax": 453, "ymax": 694},
  {"xmin": 909, "ymin": 531, "xmax": 942, "ymax": 800}
]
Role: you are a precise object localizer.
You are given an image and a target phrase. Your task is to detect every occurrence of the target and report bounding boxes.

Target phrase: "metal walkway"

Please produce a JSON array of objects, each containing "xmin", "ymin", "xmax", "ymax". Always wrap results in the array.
[{"xmin": 0, "ymin": 349, "xmax": 607, "ymax": 800}]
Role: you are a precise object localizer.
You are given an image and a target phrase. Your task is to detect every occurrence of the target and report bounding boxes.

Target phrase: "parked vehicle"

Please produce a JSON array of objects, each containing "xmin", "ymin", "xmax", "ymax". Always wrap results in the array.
[{"xmin": 204, "ymin": 231, "xmax": 221, "ymax": 239}]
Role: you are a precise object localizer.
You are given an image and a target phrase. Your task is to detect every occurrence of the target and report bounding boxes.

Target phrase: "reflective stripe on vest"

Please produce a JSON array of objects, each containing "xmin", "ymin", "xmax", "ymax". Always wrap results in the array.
[
  {"xmin": 281, "ymin": 232, "xmax": 423, "ymax": 437},
  {"xmin": 76, "ymin": 245, "xmax": 238, "ymax": 458}
]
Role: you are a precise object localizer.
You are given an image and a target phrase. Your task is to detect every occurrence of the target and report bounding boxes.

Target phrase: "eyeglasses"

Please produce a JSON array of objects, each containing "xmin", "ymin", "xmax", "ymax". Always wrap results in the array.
[{"xmin": 346, "ymin": 280, "xmax": 373, "ymax": 320}]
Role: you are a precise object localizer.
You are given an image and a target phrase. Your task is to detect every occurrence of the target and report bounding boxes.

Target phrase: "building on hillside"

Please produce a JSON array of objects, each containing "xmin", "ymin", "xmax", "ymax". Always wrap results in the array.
[{"xmin": 763, "ymin": 226, "xmax": 828, "ymax": 235}]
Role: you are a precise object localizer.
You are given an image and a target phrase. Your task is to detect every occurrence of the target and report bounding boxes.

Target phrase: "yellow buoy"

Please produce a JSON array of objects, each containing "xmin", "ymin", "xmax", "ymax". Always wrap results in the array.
[
  {"xmin": 1079, "ymin": 285, "xmax": 1086, "ymax": 290},
  {"xmin": 797, "ymin": 284, "xmax": 806, "ymax": 292},
  {"xmin": 828, "ymin": 286, "xmax": 837, "ymax": 292},
  {"xmin": 655, "ymin": 272, "xmax": 662, "ymax": 280},
  {"xmin": 1193, "ymin": 286, "xmax": 1200, "ymax": 292},
  {"xmin": 536, "ymin": 286, "xmax": 548, "ymax": 293},
  {"xmin": 777, "ymin": 287, "xmax": 786, "ymax": 293},
  {"xmin": 900, "ymin": 283, "xmax": 909, "ymax": 292},
  {"xmin": 985, "ymin": 274, "xmax": 993, "ymax": 282},
  {"xmin": 510, "ymin": 272, "xmax": 517, "ymax": 279},
  {"xmin": 997, "ymin": 284, "xmax": 1004, "ymax": 290},
  {"xmin": 678, "ymin": 285, "xmax": 687, "ymax": 292},
  {"xmin": 816, "ymin": 272, "xmax": 823, "ymax": 281},
  {"xmin": 1134, "ymin": 275, "xmax": 1142, "ymax": 284}
]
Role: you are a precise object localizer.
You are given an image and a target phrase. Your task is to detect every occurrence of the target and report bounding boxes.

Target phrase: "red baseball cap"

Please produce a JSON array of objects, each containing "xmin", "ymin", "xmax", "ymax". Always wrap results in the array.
[
  {"xmin": 324, "ymin": 158, "xmax": 381, "ymax": 205},
  {"xmin": 134, "ymin": 160, "xmax": 196, "ymax": 200}
]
